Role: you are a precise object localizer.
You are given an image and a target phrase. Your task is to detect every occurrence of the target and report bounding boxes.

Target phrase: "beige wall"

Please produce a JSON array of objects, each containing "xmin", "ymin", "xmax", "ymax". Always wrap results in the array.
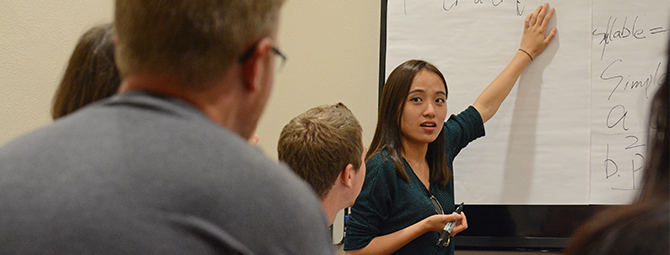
[
  {"xmin": 257, "ymin": 1, "xmax": 380, "ymax": 158},
  {"xmin": 0, "ymin": 1, "xmax": 114, "ymax": 146},
  {"xmin": 0, "ymin": 1, "xmax": 380, "ymax": 157}
]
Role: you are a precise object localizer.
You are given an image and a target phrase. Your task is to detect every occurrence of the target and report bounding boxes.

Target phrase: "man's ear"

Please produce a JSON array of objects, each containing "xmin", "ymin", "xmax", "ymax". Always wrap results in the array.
[
  {"xmin": 340, "ymin": 163, "xmax": 354, "ymax": 188},
  {"xmin": 240, "ymin": 38, "xmax": 273, "ymax": 92}
]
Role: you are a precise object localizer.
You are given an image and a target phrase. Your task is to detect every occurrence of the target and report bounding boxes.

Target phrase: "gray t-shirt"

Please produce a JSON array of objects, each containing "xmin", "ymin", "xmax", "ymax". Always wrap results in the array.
[{"xmin": 0, "ymin": 92, "xmax": 333, "ymax": 255}]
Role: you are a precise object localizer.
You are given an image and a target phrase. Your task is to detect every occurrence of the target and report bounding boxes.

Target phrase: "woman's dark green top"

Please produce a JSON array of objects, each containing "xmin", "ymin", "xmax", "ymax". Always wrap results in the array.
[{"xmin": 344, "ymin": 106, "xmax": 485, "ymax": 255}]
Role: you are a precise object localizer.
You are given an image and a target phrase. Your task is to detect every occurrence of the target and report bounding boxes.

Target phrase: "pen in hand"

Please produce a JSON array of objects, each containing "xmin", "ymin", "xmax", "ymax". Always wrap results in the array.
[{"xmin": 436, "ymin": 202, "xmax": 464, "ymax": 247}]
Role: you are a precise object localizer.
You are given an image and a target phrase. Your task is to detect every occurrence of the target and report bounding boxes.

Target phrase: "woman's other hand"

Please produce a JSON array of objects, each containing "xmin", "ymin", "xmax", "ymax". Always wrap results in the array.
[{"xmin": 520, "ymin": 3, "xmax": 557, "ymax": 59}]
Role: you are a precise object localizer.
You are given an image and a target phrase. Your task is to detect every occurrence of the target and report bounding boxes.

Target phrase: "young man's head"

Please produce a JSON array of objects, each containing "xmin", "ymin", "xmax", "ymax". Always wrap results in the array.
[{"xmin": 278, "ymin": 103, "xmax": 366, "ymax": 224}]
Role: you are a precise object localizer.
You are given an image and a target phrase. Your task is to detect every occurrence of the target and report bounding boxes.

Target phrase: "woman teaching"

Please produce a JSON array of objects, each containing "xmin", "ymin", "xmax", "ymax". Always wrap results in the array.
[{"xmin": 344, "ymin": 3, "xmax": 557, "ymax": 255}]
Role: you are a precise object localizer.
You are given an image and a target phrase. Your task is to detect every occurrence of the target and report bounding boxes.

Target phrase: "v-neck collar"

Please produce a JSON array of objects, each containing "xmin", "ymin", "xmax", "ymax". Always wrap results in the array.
[{"xmin": 401, "ymin": 157, "xmax": 433, "ymax": 196}]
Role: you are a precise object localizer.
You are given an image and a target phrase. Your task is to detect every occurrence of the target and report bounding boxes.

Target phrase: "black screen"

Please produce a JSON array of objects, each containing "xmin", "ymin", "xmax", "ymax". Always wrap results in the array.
[{"xmin": 452, "ymin": 205, "xmax": 618, "ymax": 251}]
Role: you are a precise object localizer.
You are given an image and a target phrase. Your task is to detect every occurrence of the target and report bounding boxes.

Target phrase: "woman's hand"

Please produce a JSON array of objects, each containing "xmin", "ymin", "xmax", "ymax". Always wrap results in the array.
[
  {"xmin": 450, "ymin": 212, "xmax": 468, "ymax": 236},
  {"xmin": 519, "ymin": 3, "xmax": 557, "ymax": 59},
  {"xmin": 421, "ymin": 213, "xmax": 465, "ymax": 233}
]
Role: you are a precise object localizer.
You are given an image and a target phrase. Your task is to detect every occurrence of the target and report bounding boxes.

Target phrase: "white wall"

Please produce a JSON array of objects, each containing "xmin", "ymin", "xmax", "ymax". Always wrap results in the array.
[{"xmin": 0, "ymin": 1, "xmax": 380, "ymax": 157}]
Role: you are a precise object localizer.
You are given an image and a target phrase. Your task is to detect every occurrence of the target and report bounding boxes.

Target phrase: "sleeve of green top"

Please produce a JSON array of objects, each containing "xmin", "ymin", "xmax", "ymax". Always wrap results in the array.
[{"xmin": 343, "ymin": 152, "xmax": 395, "ymax": 251}]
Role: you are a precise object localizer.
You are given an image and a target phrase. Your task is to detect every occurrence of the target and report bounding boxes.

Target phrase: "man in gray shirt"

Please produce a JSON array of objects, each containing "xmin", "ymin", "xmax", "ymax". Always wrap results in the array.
[{"xmin": 0, "ymin": 1, "xmax": 333, "ymax": 254}]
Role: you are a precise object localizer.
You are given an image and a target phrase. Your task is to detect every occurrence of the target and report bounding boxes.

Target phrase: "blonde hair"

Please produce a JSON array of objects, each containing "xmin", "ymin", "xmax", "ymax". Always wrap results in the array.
[
  {"xmin": 278, "ymin": 103, "xmax": 364, "ymax": 198},
  {"xmin": 114, "ymin": 0, "xmax": 283, "ymax": 88}
]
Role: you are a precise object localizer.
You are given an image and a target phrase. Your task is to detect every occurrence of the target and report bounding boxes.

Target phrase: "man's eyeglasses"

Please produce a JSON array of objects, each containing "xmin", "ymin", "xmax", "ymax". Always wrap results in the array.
[{"xmin": 238, "ymin": 42, "xmax": 287, "ymax": 72}]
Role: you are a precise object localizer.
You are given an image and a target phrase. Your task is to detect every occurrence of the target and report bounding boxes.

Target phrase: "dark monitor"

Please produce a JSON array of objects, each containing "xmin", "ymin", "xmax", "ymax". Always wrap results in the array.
[{"xmin": 452, "ymin": 205, "xmax": 617, "ymax": 251}]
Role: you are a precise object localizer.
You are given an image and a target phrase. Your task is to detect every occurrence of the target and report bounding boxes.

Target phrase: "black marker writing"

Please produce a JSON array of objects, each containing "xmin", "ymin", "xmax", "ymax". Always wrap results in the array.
[
  {"xmin": 443, "ymin": 0, "xmax": 458, "ymax": 11},
  {"xmin": 648, "ymin": 62, "xmax": 666, "ymax": 99},
  {"xmin": 516, "ymin": 0, "xmax": 524, "ymax": 16},
  {"xmin": 607, "ymin": 105, "xmax": 629, "ymax": 131},
  {"xmin": 605, "ymin": 144, "xmax": 618, "ymax": 179},
  {"xmin": 610, "ymin": 153, "xmax": 645, "ymax": 190},
  {"xmin": 649, "ymin": 27, "xmax": 669, "ymax": 35},
  {"xmin": 632, "ymin": 153, "xmax": 645, "ymax": 176},
  {"xmin": 593, "ymin": 16, "xmax": 645, "ymax": 60},
  {"xmin": 625, "ymin": 135, "xmax": 646, "ymax": 149},
  {"xmin": 601, "ymin": 59, "xmax": 624, "ymax": 100},
  {"xmin": 600, "ymin": 59, "xmax": 665, "ymax": 100},
  {"xmin": 605, "ymin": 140, "xmax": 646, "ymax": 191}
]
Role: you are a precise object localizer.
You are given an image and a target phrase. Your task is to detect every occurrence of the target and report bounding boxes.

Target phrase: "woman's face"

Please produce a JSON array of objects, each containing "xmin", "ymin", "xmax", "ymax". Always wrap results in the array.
[{"xmin": 399, "ymin": 70, "xmax": 448, "ymax": 147}]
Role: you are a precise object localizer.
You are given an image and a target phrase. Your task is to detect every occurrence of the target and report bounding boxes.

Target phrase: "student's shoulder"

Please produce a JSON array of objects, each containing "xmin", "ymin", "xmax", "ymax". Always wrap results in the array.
[
  {"xmin": 366, "ymin": 151, "xmax": 395, "ymax": 169},
  {"xmin": 365, "ymin": 151, "xmax": 400, "ymax": 179}
]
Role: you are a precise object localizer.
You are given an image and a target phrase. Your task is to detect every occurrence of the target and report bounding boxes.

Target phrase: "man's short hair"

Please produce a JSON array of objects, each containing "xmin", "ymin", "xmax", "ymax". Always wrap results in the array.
[
  {"xmin": 278, "ymin": 103, "xmax": 364, "ymax": 198},
  {"xmin": 114, "ymin": 0, "xmax": 283, "ymax": 87}
]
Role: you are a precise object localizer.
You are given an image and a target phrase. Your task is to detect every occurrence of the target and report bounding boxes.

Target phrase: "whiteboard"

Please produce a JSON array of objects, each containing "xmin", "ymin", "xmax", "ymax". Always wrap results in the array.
[{"xmin": 384, "ymin": 0, "xmax": 668, "ymax": 204}]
